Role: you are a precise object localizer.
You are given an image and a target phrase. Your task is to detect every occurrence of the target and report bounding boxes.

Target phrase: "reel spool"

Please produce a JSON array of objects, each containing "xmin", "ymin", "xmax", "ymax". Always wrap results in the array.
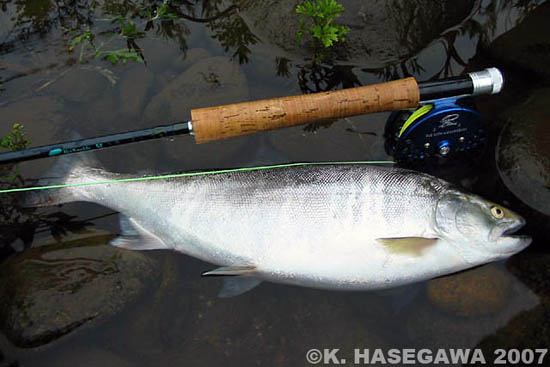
[{"xmin": 384, "ymin": 97, "xmax": 487, "ymax": 169}]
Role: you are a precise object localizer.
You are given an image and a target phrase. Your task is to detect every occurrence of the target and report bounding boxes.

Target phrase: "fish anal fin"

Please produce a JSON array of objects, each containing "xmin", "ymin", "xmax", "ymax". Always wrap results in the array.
[
  {"xmin": 377, "ymin": 237, "xmax": 438, "ymax": 255},
  {"xmin": 219, "ymin": 277, "xmax": 262, "ymax": 297},
  {"xmin": 110, "ymin": 214, "xmax": 170, "ymax": 250},
  {"xmin": 202, "ymin": 265, "xmax": 261, "ymax": 297}
]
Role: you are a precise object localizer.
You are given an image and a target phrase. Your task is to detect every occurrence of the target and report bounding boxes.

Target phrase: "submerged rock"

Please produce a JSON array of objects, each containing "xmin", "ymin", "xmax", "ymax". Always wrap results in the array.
[
  {"xmin": 489, "ymin": 2, "xmax": 550, "ymax": 79},
  {"xmin": 507, "ymin": 253, "xmax": 550, "ymax": 298},
  {"xmin": 237, "ymin": 0, "xmax": 475, "ymax": 67},
  {"xmin": 32, "ymin": 346, "xmax": 138, "ymax": 367},
  {"xmin": 0, "ymin": 231, "xmax": 160, "ymax": 348},
  {"xmin": 475, "ymin": 296, "xmax": 550, "ymax": 359},
  {"xmin": 144, "ymin": 56, "xmax": 249, "ymax": 123},
  {"xmin": 50, "ymin": 66, "xmax": 116, "ymax": 104},
  {"xmin": 427, "ymin": 265, "xmax": 511, "ymax": 317},
  {"xmin": 408, "ymin": 266, "xmax": 538, "ymax": 349},
  {"xmin": 117, "ymin": 65, "xmax": 155, "ymax": 121},
  {"xmin": 496, "ymin": 88, "xmax": 550, "ymax": 216},
  {"xmin": 166, "ymin": 282, "xmax": 388, "ymax": 366},
  {"xmin": 143, "ymin": 55, "xmax": 251, "ymax": 169}
]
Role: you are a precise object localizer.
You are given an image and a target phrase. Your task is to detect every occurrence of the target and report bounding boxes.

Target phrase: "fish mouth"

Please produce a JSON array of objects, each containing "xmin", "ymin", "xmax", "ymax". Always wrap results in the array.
[
  {"xmin": 490, "ymin": 217, "xmax": 526, "ymax": 241},
  {"xmin": 501, "ymin": 221, "xmax": 525, "ymax": 237},
  {"xmin": 491, "ymin": 218, "xmax": 532, "ymax": 254}
]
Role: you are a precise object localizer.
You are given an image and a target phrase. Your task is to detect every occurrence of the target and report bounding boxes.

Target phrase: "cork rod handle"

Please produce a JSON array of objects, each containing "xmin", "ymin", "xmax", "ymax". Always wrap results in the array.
[{"xmin": 191, "ymin": 77, "xmax": 420, "ymax": 144}]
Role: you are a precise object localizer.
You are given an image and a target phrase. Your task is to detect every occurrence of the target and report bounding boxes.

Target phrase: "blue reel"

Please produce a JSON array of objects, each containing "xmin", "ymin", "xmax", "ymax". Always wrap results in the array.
[{"xmin": 384, "ymin": 97, "xmax": 487, "ymax": 166}]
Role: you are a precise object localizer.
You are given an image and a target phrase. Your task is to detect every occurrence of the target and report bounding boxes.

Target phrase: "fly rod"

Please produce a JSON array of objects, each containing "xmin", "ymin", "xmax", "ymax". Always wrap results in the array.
[{"xmin": 0, "ymin": 68, "xmax": 503, "ymax": 164}]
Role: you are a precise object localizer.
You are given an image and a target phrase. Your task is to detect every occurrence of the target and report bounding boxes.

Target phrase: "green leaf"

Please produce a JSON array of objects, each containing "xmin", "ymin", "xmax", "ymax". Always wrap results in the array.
[
  {"xmin": 157, "ymin": 5, "xmax": 167, "ymax": 18},
  {"xmin": 0, "ymin": 123, "xmax": 30, "ymax": 151},
  {"xmin": 311, "ymin": 24, "xmax": 323, "ymax": 38},
  {"xmin": 95, "ymin": 49, "xmax": 144, "ymax": 65},
  {"xmin": 121, "ymin": 21, "xmax": 137, "ymax": 37},
  {"xmin": 107, "ymin": 54, "xmax": 118, "ymax": 64},
  {"xmin": 165, "ymin": 13, "xmax": 180, "ymax": 20},
  {"xmin": 295, "ymin": 0, "xmax": 349, "ymax": 55},
  {"xmin": 296, "ymin": 30, "xmax": 303, "ymax": 45}
]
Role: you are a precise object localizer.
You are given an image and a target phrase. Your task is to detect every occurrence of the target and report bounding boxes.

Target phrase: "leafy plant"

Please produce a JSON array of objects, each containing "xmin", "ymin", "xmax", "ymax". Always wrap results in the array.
[
  {"xmin": 67, "ymin": 1, "xmax": 180, "ymax": 66},
  {"xmin": 96, "ymin": 49, "xmax": 144, "ymax": 64},
  {"xmin": 69, "ymin": 30, "xmax": 94, "ymax": 51},
  {"xmin": 0, "ymin": 124, "xmax": 98, "ymax": 259},
  {"xmin": 0, "ymin": 123, "xmax": 31, "ymax": 183},
  {"xmin": 0, "ymin": 123, "xmax": 31, "ymax": 152},
  {"xmin": 296, "ymin": 0, "xmax": 349, "ymax": 62}
]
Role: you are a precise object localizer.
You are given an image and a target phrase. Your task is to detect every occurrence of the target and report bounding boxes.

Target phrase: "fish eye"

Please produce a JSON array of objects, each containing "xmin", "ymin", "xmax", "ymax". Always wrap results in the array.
[{"xmin": 491, "ymin": 206, "xmax": 504, "ymax": 219}]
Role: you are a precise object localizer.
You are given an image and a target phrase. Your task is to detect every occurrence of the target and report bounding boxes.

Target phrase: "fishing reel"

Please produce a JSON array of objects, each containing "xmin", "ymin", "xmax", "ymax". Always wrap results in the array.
[{"xmin": 384, "ymin": 97, "xmax": 487, "ymax": 170}]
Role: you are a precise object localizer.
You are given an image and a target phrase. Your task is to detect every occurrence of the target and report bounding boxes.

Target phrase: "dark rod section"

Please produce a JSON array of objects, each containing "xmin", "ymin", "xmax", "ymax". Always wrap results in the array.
[
  {"xmin": 418, "ymin": 75, "xmax": 474, "ymax": 101},
  {"xmin": 0, "ymin": 122, "xmax": 190, "ymax": 164}
]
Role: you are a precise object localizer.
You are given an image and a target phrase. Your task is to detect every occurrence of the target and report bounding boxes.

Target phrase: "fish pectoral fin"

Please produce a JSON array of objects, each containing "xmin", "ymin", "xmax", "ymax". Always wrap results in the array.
[
  {"xmin": 376, "ymin": 237, "xmax": 438, "ymax": 255},
  {"xmin": 202, "ymin": 266, "xmax": 261, "ymax": 297},
  {"xmin": 110, "ymin": 214, "xmax": 170, "ymax": 250}
]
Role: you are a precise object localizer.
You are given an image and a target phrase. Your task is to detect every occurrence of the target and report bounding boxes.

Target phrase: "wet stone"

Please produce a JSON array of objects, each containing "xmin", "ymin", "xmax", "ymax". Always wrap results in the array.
[
  {"xmin": 475, "ymin": 296, "xmax": 550, "ymax": 357},
  {"xmin": 34, "ymin": 346, "xmax": 138, "ymax": 367},
  {"xmin": 144, "ymin": 56, "xmax": 249, "ymax": 123},
  {"xmin": 496, "ymin": 88, "xmax": 550, "ymax": 216},
  {"xmin": 507, "ymin": 253, "xmax": 550, "ymax": 298},
  {"xmin": 171, "ymin": 48, "xmax": 211, "ymax": 73},
  {"xmin": 426, "ymin": 264, "xmax": 511, "ymax": 317},
  {"xmin": 168, "ymin": 281, "xmax": 389, "ymax": 367},
  {"xmin": 408, "ymin": 266, "xmax": 539, "ymax": 349},
  {"xmin": 139, "ymin": 38, "xmax": 181, "ymax": 74},
  {"xmin": 50, "ymin": 66, "xmax": 116, "ymax": 104},
  {"xmin": 0, "ymin": 232, "xmax": 161, "ymax": 348},
  {"xmin": 117, "ymin": 65, "xmax": 155, "ymax": 121},
  {"xmin": 489, "ymin": 2, "xmax": 550, "ymax": 79}
]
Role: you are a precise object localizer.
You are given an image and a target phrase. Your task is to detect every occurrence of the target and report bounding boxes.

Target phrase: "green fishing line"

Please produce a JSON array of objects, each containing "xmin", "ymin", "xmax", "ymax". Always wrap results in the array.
[{"xmin": 0, "ymin": 161, "xmax": 395, "ymax": 194}]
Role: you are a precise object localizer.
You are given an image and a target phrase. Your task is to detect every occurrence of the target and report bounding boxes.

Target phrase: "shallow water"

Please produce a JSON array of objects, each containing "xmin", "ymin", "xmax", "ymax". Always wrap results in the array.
[{"xmin": 1, "ymin": 0, "xmax": 549, "ymax": 366}]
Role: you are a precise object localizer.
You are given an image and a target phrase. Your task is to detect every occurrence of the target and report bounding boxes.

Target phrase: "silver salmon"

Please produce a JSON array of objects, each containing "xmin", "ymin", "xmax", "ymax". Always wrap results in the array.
[{"xmin": 26, "ymin": 157, "xmax": 531, "ymax": 297}]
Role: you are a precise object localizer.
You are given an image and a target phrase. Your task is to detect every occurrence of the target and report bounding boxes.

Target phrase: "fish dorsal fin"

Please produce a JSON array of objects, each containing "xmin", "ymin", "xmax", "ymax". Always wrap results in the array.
[
  {"xmin": 110, "ymin": 214, "xmax": 171, "ymax": 250},
  {"xmin": 202, "ymin": 266, "xmax": 261, "ymax": 297},
  {"xmin": 376, "ymin": 237, "xmax": 438, "ymax": 255}
]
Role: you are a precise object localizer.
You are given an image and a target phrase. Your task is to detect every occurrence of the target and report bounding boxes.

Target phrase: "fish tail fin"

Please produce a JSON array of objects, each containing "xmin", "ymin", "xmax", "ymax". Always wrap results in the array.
[{"xmin": 21, "ymin": 150, "xmax": 101, "ymax": 208}]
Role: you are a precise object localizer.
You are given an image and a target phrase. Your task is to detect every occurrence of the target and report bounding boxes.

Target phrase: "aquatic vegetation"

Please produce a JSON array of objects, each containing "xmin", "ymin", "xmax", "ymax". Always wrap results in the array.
[
  {"xmin": 67, "ymin": 3, "xmax": 179, "ymax": 65},
  {"xmin": 0, "ymin": 124, "xmax": 30, "ymax": 183},
  {"xmin": 0, "ymin": 124, "xmax": 30, "ymax": 205},
  {"xmin": 0, "ymin": 123, "xmax": 30, "ymax": 152},
  {"xmin": 0, "ymin": 125, "xmax": 95, "ymax": 259},
  {"xmin": 295, "ymin": 0, "xmax": 349, "ymax": 63}
]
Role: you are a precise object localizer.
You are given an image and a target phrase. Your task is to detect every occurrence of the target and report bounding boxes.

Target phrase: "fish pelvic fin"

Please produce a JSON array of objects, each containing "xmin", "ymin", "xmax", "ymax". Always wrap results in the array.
[
  {"xmin": 202, "ymin": 266, "xmax": 261, "ymax": 297},
  {"xmin": 110, "ymin": 214, "xmax": 171, "ymax": 250},
  {"xmin": 377, "ymin": 237, "xmax": 438, "ymax": 256}
]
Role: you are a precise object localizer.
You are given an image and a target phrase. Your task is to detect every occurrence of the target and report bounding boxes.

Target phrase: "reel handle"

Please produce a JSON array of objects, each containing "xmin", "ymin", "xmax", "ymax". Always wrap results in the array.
[{"xmin": 191, "ymin": 78, "xmax": 420, "ymax": 143}]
